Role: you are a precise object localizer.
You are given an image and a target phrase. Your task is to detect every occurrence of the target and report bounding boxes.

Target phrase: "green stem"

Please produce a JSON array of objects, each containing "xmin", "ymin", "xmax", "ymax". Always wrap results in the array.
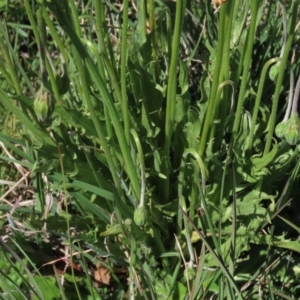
[
  {"xmin": 219, "ymin": 3, "xmax": 233, "ymax": 100},
  {"xmin": 210, "ymin": 1, "xmax": 234, "ymax": 148},
  {"xmin": 94, "ymin": 0, "xmax": 108, "ymax": 62},
  {"xmin": 162, "ymin": 0, "xmax": 186, "ymax": 202},
  {"xmin": 165, "ymin": 7, "xmax": 172, "ymax": 63},
  {"xmin": 129, "ymin": 237, "xmax": 136, "ymax": 299},
  {"xmin": 189, "ymin": 168, "xmax": 199, "ymax": 222},
  {"xmin": 93, "ymin": 0, "xmax": 116, "ymax": 68},
  {"xmin": 67, "ymin": 0, "xmax": 81, "ymax": 36},
  {"xmin": 198, "ymin": 5, "xmax": 226, "ymax": 157},
  {"xmin": 120, "ymin": 0, "xmax": 130, "ymax": 144},
  {"xmin": 232, "ymin": 0, "xmax": 259, "ymax": 137},
  {"xmin": 248, "ymin": 58, "xmax": 281, "ymax": 152},
  {"xmin": 94, "ymin": 0, "xmax": 121, "ymax": 104},
  {"xmin": 131, "ymin": 129, "xmax": 145, "ymax": 207},
  {"xmin": 264, "ymin": 2, "xmax": 298, "ymax": 155},
  {"xmin": 180, "ymin": 196, "xmax": 195, "ymax": 266},
  {"xmin": 94, "ymin": 1, "xmax": 122, "ymax": 149},
  {"xmin": 148, "ymin": 0, "xmax": 159, "ymax": 80},
  {"xmin": 36, "ymin": 6, "xmax": 48, "ymax": 85}
]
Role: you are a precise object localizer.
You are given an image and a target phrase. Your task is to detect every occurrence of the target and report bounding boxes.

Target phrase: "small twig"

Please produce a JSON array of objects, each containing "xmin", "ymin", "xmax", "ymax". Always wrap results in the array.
[
  {"xmin": 240, "ymin": 256, "xmax": 281, "ymax": 292},
  {"xmin": 41, "ymin": 249, "xmax": 93, "ymax": 268},
  {"xmin": 0, "ymin": 171, "xmax": 30, "ymax": 202},
  {"xmin": 0, "ymin": 141, "xmax": 27, "ymax": 181},
  {"xmin": 174, "ymin": 234, "xmax": 191, "ymax": 295}
]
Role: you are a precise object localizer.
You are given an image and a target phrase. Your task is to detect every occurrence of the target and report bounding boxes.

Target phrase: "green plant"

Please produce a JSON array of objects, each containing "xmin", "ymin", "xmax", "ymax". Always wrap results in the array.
[{"xmin": 0, "ymin": 0, "xmax": 300, "ymax": 299}]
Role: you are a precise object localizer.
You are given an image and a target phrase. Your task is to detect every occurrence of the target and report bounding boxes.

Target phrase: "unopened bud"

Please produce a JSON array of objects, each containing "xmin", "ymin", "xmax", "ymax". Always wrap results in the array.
[
  {"xmin": 134, "ymin": 205, "xmax": 147, "ymax": 226},
  {"xmin": 33, "ymin": 86, "xmax": 53, "ymax": 121},
  {"xmin": 275, "ymin": 121, "xmax": 286, "ymax": 138},
  {"xmin": 284, "ymin": 114, "xmax": 300, "ymax": 145}
]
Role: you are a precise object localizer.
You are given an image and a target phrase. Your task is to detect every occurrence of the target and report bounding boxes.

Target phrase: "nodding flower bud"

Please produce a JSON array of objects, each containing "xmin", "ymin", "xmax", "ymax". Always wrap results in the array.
[
  {"xmin": 134, "ymin": 205, "xmax": 147, "ymax": 226},
  {"xmin": 284, "ymin": 114, "xmax": 300, "ymax": 145},
  {"xmin": 33, "ymin": 86, "xmax": 53, "ymax": 122},
  {"xmin": 275, "ymin": 121, "xmax": 286, "ymax": 138}
]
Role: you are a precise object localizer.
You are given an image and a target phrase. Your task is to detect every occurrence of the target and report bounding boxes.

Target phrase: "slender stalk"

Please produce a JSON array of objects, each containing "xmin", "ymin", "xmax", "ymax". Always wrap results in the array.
[
  {"xmin": 165, "ymin": 7, "xmax": 172, "ymax": 63},
  {"xmin": 210, "ymin": 1, "xmax": 234, "ymax": 148},
  {"xmin": 131, "ymin": 129, "xmax": 145, "ymax": 207},
  {"xmin": 93, "ymin": 1, "xmax": 122, "ymax": 152},
  {"xmin": 264, "ymin": 2, "xmax": 298, "ymax": 154},
  {"xmin": 180, "ymin": 196, "xmax": 195, "ymax": 271},
  {"xmin": 36, "ymin": 6, "xmax": 48, "ymax": 85},
  {"xmin": 162, "ymin": 0, "xmax": 186, "ymax": 202},
  {"xmin": 199, "ymin": 5, "xmax": 226, "ymax": 157},
  {"xmin": 94, "ymin": 0, "xmax": 121, "ymax": 105},
  {"xmin": 120, "ymin": 0, "xmax": 130, "ymax": 144},
  {"xmin": 93, "ymin": 0, "xmax": 108, "ymax": 63},
  {"xmin": 231, "ymin": 0, "xmax": 259, "ymax": 137},
  {"xmin": 44, "ymin": 57, "xmax": 60, "ymax": 101},
  {"xmin": 248, "ymin": 58, "xmax": 281, "ymax": 152},
  {"xmin": 148, "ymin": 0, "xmax": 159, "ymax": 80},
  {"xmin": 229, "ymin": 160, "xmax": 237, "ymax": 277},
  {"xmin": 189, "ymin": 167, "xmax": 199, "ymax": 222},
  {"xmin": 129, "ymin": 237, "xmax": 137, "ymax": 299},
  {"xmin": 93, "ymin": 0, "xmax": 116, "ymax": 68},
  {"xmin": 219, "ymin": 0, "xmax": 234, "ymax": 93},
  {"xmin": 67, "ymin": 0, "xmax": 81, "ymax": 37}
]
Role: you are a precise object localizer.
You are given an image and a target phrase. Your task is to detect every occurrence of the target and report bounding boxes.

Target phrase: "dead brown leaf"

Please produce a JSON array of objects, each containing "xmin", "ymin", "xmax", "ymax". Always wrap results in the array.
[{"xmin": 94, "ymin": 263, "xmax": 111, "ymax": 285}]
